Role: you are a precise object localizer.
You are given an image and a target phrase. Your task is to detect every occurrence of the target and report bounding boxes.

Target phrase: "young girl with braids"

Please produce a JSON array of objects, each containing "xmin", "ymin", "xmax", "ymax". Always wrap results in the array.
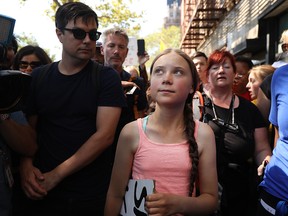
[{"xmin": 104, "ymin": 48, "xmax": 218, "ymax": 215}]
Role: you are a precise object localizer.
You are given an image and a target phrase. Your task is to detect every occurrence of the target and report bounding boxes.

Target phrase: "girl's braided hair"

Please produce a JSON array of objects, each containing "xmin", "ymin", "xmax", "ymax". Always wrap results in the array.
[{"xmin": 150, "ymin": 48, "xmax": 200, "ymax": 195}]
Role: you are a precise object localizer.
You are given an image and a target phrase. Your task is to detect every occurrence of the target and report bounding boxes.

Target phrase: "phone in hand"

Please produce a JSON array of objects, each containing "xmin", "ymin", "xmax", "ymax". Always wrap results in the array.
[{"xmin": 137, "ymin": 39, "xmax": 145, "ymax": 56}]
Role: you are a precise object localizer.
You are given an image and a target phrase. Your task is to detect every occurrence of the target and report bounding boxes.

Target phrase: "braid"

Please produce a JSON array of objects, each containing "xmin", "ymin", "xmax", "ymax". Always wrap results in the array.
[
  {"xmin": 150, "ymin": 48, "xmax": 200, "ymax": 195},
  {"xmin": 184, "ymin": 101, "xmax": 199, "ymax": 196}
]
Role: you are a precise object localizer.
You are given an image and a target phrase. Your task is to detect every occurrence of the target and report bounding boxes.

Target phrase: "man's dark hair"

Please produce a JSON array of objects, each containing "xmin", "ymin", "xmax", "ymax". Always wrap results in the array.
[
  {"xmin": 55, "ymin": 2, "xmax": 99, "ymax": 29},
  {"xmin": 191, "ymin": 51, "xmax": 208, "ymax": 60},
  {"xmin": 235, "ymin": 56, "xmax": 254, "ymax": 69}
]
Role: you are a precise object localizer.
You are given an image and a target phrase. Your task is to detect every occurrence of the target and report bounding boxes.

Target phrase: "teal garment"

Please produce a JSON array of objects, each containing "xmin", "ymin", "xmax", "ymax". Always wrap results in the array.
[{"xmin": 142, "ymin": 115, "xmax": 149, "ymax": 132}]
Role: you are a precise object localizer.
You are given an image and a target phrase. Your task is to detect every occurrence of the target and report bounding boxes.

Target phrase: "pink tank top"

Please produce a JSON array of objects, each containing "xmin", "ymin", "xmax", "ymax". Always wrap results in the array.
[{"xmin": 132, "ymin": 117, "xmax": 199, "ymax": 196}]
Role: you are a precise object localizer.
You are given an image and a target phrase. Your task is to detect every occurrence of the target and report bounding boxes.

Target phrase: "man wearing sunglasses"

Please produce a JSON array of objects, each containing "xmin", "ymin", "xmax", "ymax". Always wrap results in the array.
[{"xmin": 13, "ymin": 2, "xmax": 126, "ymax": 216}]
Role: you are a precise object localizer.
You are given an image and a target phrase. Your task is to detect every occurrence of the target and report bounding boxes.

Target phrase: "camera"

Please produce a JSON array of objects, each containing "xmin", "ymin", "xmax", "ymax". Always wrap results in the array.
[{"xmin": 0, "ymin": 14, "xmax": 31, "ymax": 113}]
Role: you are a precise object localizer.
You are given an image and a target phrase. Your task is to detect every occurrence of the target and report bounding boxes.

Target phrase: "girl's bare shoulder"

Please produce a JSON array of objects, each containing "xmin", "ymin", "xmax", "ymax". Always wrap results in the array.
[
  {"xmin": 121, "ymin": 120, "xmax": 139, "ymax": 136},
  {"xmin": 195, "ymin": 121, "xmax": 215, "ymax": 154},
  {"xmin": 119, "ymin": 120, "xmax": 141, "ymax": 152}
]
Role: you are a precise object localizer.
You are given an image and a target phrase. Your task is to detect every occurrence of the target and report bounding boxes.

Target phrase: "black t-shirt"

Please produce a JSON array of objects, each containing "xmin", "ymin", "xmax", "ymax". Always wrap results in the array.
[
  {"xmin": 203, "ymin": 96, "xmax": 265, "ymax": 165},
  {"xmin": 202, "ymin": 95, "xmax": 266, "ymax": 215},
  {"xmin": 25, "ymin": 61, "xmax": 126, "ymax": 200}
]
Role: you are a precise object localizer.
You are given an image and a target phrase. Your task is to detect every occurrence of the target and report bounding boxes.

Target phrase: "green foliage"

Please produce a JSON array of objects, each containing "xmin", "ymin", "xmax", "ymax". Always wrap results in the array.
[
  {"xmin": 17, "ymin": 0, "xmax": 144, "ymax": 60},
  {"xmin": 42, "ymin": 0, "xmax": 142, "ymax": 34},
  {"xmin": 15, "ymin": 33, "xmax": 56, "ymax": 61},
  {"xmin": 15, "ymin": 33, "xmax": 38, "ymax": 48},
  {"xmin": 44, "ymin": 0, "xmax": 77, "ymax": 22},
  {"xmin": 17, "ymin": 0, "xmax": 181, "ymax": 66},
  {"xmin": 97, "ymin": 0, "xmax": 142, "ymax": 33},
  {"xmin": 144, "ymin": 25, "xmax": 181, "ymax": 70}
]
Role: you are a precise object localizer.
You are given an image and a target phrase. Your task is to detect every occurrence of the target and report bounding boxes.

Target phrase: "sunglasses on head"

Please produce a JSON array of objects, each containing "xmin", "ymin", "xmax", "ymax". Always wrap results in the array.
[
  {"xmin": 19, "ymin": 61, "xmax": 42, "ymax": 70},
  {"xmin": 61, "ymin": 28, "xmax": 101, "ymax": 41}
]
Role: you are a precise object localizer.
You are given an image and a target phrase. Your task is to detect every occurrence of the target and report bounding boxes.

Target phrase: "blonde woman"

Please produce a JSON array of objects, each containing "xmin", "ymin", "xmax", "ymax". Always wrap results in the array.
[{"xmin": 246, "ymin": 65, "xmax": 275, "ymax": 103}]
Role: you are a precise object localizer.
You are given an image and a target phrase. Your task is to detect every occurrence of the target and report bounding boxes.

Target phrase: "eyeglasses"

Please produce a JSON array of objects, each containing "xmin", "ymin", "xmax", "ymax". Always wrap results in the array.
[
  {"xmin": 19, "ymin": 61, "xmax": 42, "ymax": 70},
  {"xmin": 61, "ymin": 28, "xmax": 101, "ymax": 41},
  {"xmin": 281, "ymin": 43, "xmax": 288, "ymax": 52}
]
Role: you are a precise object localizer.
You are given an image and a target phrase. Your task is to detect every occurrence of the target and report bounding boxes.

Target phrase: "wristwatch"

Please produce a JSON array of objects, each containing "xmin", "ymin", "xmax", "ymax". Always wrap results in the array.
[{"xmin": 0, "ymin": 114, "xmax": 10, "ymax": 123}]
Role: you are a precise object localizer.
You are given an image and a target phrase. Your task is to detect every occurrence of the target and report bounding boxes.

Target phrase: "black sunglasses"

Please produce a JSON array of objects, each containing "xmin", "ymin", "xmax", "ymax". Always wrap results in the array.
[
  {"xmin": 19, "ymin": 61, "xmax": 42, "ymax": 70},
  {"xmin": 62, "ymin": 28, "xmax": 101, "ymax": 41}
]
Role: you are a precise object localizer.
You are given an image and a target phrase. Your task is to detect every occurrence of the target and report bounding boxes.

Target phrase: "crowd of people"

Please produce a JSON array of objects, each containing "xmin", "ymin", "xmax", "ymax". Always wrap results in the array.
[{"xmin": 0, "ymin": 1, "xmax": 287, "ymax": 216}]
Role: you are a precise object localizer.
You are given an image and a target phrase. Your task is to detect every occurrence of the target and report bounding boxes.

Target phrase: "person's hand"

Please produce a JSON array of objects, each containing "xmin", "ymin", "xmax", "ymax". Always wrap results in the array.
[
  {"xmin": 121, "ymin": 81, "xmax": 140, "ymax": 89},
  {"xmin": 20, "ymin": 158, "xmax": 47, "ymax": 200},
  {"xmin": 39, "ymin": 169, "xmax": 62, "ymax": 192},
  {"xmin": 257, "ymin": 156, "xmax": 271, "ymax": 176},
  {"xmin": 145, "ymin": 192, "xmax": 179, "ymax": 215},
  {"xmin": 138, "ymin": 52, "xmax": 150, "ymax": 67}
]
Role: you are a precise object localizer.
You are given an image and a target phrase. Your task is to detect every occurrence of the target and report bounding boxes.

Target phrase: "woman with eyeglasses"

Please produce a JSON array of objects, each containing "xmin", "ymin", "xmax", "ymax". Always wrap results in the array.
[
  {"xmin": 233, "ymin": 56, "xmax": 253, "ymax": 101},
  {"xmin": 201, "ymin": 50, "xmax": 271, "ymax": 216},
  {"xmin": 12, "ymin": 45, "xmax": 52, "ymax": 74}
]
